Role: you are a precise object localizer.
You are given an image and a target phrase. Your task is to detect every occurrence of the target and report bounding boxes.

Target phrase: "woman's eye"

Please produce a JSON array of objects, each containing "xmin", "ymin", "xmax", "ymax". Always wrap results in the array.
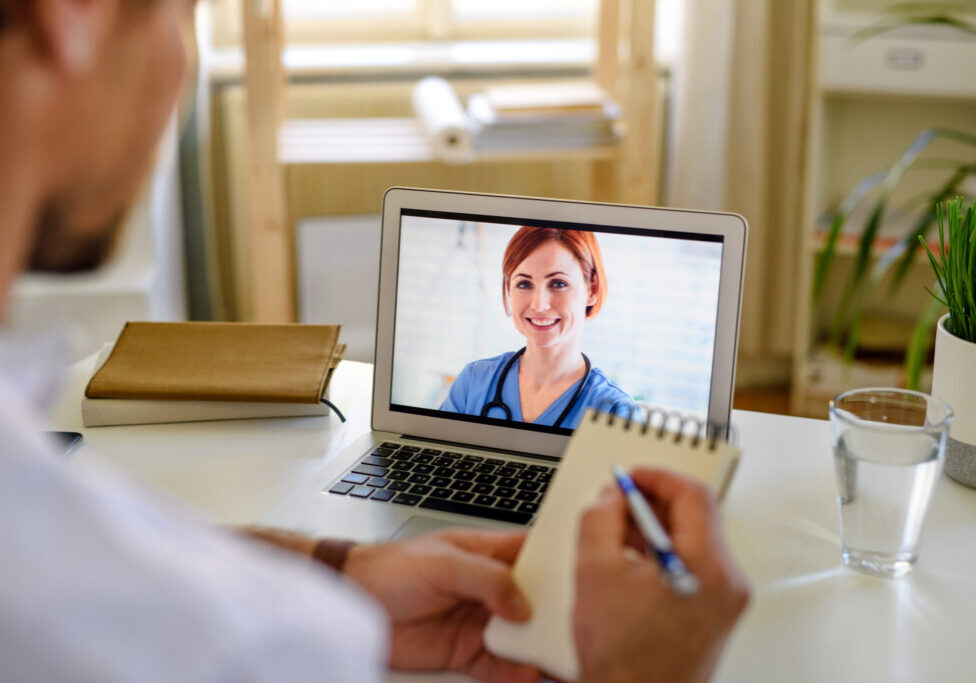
[
  {"xmin": 515, "ymin": 280, "xmax": 532, "ymax": 289},
  {"xmin": 549, "ymin": 280, "xmax": 568, "ymax": 289}
]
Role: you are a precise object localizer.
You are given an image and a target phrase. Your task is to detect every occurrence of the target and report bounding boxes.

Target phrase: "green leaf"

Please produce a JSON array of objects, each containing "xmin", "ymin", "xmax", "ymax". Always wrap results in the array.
[{"xmin": 812, "ymin": 170, "xmax": 886, "ymax": 302}]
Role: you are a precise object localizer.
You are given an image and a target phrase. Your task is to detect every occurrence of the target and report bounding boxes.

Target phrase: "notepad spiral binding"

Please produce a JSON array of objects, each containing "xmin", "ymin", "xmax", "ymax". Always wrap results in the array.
[{"xmin": 588, "ymin": 400, "xmax": 735, "ymax": 451}]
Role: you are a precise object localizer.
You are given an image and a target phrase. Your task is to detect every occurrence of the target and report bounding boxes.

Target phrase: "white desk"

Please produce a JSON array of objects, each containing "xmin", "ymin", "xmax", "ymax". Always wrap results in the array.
[{"xmin": 51, "ymin": 358, "xmax": 976, "ymax": 682}]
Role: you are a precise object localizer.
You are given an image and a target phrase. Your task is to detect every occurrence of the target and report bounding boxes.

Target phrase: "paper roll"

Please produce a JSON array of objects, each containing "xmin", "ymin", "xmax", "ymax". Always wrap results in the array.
[{"xmin": 411, "ymin": 76, "xmax": 475, "ymax": 164}]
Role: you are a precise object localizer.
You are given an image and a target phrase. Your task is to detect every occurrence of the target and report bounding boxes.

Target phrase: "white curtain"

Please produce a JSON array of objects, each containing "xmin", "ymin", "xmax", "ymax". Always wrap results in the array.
[{"xmin": 666, "ymin": 0, "xmax": 817, "ymax": 366}]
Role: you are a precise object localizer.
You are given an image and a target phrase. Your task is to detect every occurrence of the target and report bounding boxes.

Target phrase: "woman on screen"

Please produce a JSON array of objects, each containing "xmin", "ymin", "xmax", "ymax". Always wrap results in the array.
[{"xmin": 439, "ymin": 226, "xmax": 636, "ymax": 429}]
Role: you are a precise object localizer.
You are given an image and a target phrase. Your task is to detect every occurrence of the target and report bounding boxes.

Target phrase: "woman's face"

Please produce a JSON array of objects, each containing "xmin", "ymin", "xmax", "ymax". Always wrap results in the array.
[{"xmin": 508, "ymin": 241, "xmax": 597, "ymax": 352}]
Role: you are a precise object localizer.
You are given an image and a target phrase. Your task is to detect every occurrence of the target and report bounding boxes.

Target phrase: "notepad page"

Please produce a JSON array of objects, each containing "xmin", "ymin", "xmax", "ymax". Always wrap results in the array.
[{"xmin": 483, "ymin": 411, "xmax": 740, "ymax": 681}]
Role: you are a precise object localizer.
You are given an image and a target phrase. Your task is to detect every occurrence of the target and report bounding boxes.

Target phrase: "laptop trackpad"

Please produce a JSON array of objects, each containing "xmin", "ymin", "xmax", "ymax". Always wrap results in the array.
[{"xmin": 390, "ymin": 515, "xmax": 494, "ymax": 540}]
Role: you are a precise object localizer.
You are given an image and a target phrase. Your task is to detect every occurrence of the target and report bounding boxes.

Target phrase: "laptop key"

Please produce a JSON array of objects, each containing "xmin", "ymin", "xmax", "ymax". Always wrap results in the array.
[
  {"xmin": 408, "ymin": 473, "xmax": 431, "ymax": 484},
  {"xmin": 433, "ymin": 457, "xmax": 454, "ymax": 468},
  {"xmin": 341, "ymin": 473, "xmax": 369, "ymax": 485},
  {"xmin": 350, "ymin": 485, "xmax": 374, "ymax": 498},
  {"xmin": 431, "ymin": 487, "xmax": 452, "ymax": 499},
  {"xmin": 517, "ymin": 470, "xmax": 537, "ymax": 481},
  {"xmin": 537, "ymin": 472, "xmax": 553, "ymax": 484},
  {"xmin": 392, "ymin": 494, "xmax": 421, "ymax": 506},
  {"xmin": 452, "ymin": 491, "xmax": 475, "ymax": 502},
  {"xmin": 413, "ymin": 464, "xmax": 434, "ymax": 474},
  {"xmin": 387, "ymin": 470, "xmax": 409, "ymax": 481},
  {"xmin": 518, "ymin": 502, "xmax": 539, "ymax": 514},
  {"xmin": 371, "ymin": 489, "xmax": 396, "ymax": 502},
  {"xmin": 516, "ymin": 490, "xmax": 538, "ymax": 503},
  {"xmin": 388, "ymin": 481, "xmax": 411, "ymax": 492},
  {"xmin": 475, "ymin": 463, "xmax": 496, "ymax": 474},
  {"xmin": 391, "ymin": 451, "xmax": 413, "ymax": 461},
  {"xmin": 433, "ymin": 467, "xmax": 454, "ymax": 477},
  {"xmin": 410, "ymin": 484, "xmax": 432, "ymax": 496},
  {"xmin": 454, "ymin": 471, "xmax": 476, "ymax": 481},
  {"xmin": 529, "ymin": 464, "xmax": 550, "ymax": 472},
  {"xmin": 412, "ymin": 454, "xmax": 434, "ymax": 465},
  {"xmin": 496, "ymin": 498, "xmax": 519, "ymax": 510},
  {"xmin": 366, "ymin": 477, "xmax": 390, "ymax": 488},
  {"xmin": 495, "ymin": 487, "xmax": 516, "ymax": 499},
  {"xmin": 518, "ymin": 480, "xmax": 541, "ymax": 492},
  {"xmin": 475, "ymin": 474, "xmax": 498, "ymax": 485},
  {"xmin": 472, "ymin": 483, "xmax": 494, "ymax": 495},
  {"xmin": 450, "ymin": 480, "xmax": 473, "ymax": 492},
  {"xmin": 430, "ymin": 476, "xmax": 451, "ymax": 488},
  {"xmin": 454, "ymin": 461, "xmax": 475, "ymax": 471},
  {"xmin": 371, "ymin": 447, "xmax": 395, "ymax": 457},
  {"xmin": 391, "ymin": 461, "xmax": 413, "ymax": 471},
  {"xmin": 462, "ymin": 455, "xmax": 485, "ymax": 462},
  {"xmin": 474, "ymin": 495, "xmax": 497, "ymax": 507},
  {"xmin": 420, "ymin": 448, "xmax": 442, "ymax": 456},
  {"xmin": 351, "ymin": 464, "xmax": 388, "ymax": 477},
  {"xmin": 497, "ymin": 477, "xmax": 518, "ymax": 488},
  {"xmin": 380, "ymin": 442, "xmax": 401, "ymax": 449},
  {"xmin": 362, "ymin": 456, "xmax": 392, "ymax": 467},
  {"xmin": 486, "ymin": 458, "xmax": 505, "ymax": 466},
  {"xmin": 419, "ymin": 497, "xmax": 532, "ymax": 525},
  {"xmin": 508, "ymin": 462, "xmax": 527, "ymax": 469},
  {"xmin": 443, "ymin": 451, "xmax": 462, "ymax": 459},
  {"xmin": 495, "ymin": 467, "xmax": 516, "ymax": 477},
  {"xmin": 399, "ymin": 445, "xmax": 421, "ymax": 453},
  {"xmin": 329, "ymin": 482, "xmax": 354, "ymax": 495}
]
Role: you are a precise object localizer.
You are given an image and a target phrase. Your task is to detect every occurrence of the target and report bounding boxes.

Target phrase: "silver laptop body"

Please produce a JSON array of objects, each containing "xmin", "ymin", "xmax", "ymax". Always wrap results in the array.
[{"xmin": 263, "ymin": 188, "xmax": 747, "ymax": 542}]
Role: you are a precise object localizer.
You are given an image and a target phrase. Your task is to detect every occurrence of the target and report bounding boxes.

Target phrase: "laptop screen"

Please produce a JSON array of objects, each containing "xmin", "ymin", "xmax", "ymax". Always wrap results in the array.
[{"xmin": 388, "ymin": 208, "xmax": 724, "ymax": 435}]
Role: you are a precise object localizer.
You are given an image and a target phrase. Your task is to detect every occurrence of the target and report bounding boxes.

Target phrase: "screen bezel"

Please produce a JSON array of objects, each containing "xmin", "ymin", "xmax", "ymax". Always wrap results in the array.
[{"xmin": 372, "ymin": 187, "xmax": 747, "ymax": 458}]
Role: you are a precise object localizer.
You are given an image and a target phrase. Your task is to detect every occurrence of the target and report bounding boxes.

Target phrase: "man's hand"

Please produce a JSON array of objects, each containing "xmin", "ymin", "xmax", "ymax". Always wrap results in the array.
[
  {"xmin": 343, "ymin": 529, "xmax": 540, "ymax": 683},
  {"xmin": 574, "ymin": 469, "xmax": 750, "ymax": 683}
]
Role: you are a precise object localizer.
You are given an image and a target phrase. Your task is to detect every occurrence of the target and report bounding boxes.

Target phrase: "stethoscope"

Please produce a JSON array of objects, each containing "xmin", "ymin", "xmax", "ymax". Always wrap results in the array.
[{"xmin": 480, "ymin": 347, "xmax": 592, "ymax": 428}]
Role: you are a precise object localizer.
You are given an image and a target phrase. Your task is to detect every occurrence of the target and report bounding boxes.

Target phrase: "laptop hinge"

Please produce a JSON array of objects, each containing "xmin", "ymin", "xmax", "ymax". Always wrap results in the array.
[{"xmin": 398, "ymin": 434, "xmax": 561, "ymax": 463}]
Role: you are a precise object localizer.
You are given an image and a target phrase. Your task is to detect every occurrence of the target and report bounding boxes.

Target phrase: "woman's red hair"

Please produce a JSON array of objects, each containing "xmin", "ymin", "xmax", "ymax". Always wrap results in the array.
[{"xmin": 502, "ymin": 227, "xmax": 607, "ymax": 318}]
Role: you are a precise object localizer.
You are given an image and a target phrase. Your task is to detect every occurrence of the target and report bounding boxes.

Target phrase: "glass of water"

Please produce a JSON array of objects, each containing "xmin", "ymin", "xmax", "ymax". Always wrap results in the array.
[{"xmin": 829, "ymin": 388, "xmax": 952, "ymax": 578}]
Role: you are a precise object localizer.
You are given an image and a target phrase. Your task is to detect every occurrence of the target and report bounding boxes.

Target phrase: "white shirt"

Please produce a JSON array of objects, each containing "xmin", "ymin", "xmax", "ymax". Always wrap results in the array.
[{"xmin": 0, "ymin": 332, "xmax": 388, "ymax": 682}]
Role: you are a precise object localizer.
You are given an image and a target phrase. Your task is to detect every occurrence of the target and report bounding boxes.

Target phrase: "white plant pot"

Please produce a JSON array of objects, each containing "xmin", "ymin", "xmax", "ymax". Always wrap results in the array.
[{"xmin": 932, "ymin": 313, "xmax": 976, "ymax": 488}]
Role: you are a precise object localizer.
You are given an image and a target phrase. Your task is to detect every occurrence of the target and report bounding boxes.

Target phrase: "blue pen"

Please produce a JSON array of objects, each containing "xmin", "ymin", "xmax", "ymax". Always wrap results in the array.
[{"xmin": 611, "ymin": 464, "xmax": 701, "ymax": 596}]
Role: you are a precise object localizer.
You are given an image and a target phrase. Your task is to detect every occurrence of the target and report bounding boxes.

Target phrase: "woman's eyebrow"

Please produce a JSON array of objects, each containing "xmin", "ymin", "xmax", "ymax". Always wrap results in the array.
[{"xmin": 545, "ymin": 271, "xmax": 569, "ymax": 278}]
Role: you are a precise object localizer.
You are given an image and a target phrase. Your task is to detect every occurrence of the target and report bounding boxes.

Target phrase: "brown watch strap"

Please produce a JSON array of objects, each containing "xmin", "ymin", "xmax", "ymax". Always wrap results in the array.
[{"xmin": 312, "ymin": 539, "xmax": 357, "ymax": 572}]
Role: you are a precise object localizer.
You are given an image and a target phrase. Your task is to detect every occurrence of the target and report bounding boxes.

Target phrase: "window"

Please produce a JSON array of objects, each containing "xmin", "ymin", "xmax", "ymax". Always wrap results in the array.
[{"xmin": 212, "ymin": 0, "xmax": 599, "ymax": 46}]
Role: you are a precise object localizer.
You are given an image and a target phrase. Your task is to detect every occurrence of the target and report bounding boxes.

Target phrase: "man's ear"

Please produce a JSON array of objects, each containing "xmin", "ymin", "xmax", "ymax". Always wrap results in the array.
[{"xmin": 29, "ymin": 0, "xmax": 113, "ymax": 73}]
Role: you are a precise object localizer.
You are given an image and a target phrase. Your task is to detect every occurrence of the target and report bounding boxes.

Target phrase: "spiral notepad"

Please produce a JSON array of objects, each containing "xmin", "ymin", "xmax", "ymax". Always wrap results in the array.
[{"xmin": 484, "ymin": 407, "xmax": 741, "ymax": 682}]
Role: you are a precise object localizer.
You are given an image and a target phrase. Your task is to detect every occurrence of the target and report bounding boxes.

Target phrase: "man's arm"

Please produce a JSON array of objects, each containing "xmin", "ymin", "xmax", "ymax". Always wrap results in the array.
[
  {"xmin": 241, "ymin": 525, "xmax": 539, "ymax": 683},
  {"xmin": 241, "ymin": 525, "xmax": 355, "ymax": 571},
  {"xmin": 574, "ymin": 468, "xmax": 750, "ymax": 683}
]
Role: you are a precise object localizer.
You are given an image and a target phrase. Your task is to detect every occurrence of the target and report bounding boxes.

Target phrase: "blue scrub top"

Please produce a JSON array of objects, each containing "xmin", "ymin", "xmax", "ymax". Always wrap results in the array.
[{"xmin": 439, "ymin": 351, "xmax": 637, "ymax": 429}]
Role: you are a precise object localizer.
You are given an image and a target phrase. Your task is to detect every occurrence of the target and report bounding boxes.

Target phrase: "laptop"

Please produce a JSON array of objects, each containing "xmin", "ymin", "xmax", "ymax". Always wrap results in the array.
[{"xmin": 263, "ymin": 188, "xmax": 747, "ymax": 542}]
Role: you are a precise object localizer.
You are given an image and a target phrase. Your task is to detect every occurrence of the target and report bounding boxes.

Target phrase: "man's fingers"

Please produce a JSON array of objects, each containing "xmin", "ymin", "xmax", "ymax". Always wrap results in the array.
[
  {"xmin": 577, "ymin": 486, "xmax": 628, "ymax": 560},
  {"xmin": 465, "ymin": 650, "xmax": 541, "ymax": 683},
  {"xmin": 439, "ymin": 530, "xmax": 526, "ymax": 566},
  {"xmin": 436, "ymin": 549, "xmax": 531, "ymax": 621},
  {"xmin": 628, "ymin": 468, "xmax": 717, "ymax": 566}
]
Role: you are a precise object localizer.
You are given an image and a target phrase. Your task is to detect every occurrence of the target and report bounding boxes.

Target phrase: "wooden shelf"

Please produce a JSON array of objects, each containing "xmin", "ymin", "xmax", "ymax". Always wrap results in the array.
[{"xmin": 278, "ymin": 117, "xmax": 620, "ymax": 165}]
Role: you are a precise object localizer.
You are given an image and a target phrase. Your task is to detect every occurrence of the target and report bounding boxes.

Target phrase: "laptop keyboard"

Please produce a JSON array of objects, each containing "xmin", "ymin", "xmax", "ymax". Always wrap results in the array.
[{"xmin": 326, "ymin": 442, "xmax": 555, "ymax": 525}]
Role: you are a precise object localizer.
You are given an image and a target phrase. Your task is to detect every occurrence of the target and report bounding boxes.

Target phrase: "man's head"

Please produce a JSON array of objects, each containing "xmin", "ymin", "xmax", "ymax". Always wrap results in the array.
[{"xmin": 0, "ymin": 0, "xmax": 194, "ymax": 277}]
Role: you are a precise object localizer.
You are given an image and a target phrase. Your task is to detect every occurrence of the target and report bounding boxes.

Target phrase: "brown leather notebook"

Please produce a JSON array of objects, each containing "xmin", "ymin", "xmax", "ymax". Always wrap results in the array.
[{"xmin": 86, "ymin": 322, "xmax": 342, "ymax": 404}]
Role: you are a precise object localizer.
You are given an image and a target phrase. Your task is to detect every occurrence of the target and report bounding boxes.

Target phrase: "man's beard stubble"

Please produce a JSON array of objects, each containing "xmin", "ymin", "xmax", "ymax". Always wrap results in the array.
[{"xmin": 28, "ymin": 200, "xmax": 126, "ymax": 274}]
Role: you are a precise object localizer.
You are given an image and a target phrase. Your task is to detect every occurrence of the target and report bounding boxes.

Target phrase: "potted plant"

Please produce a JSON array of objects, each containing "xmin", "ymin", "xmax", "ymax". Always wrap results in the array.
[
  {"xmin": 920, "ymin": 197, "xmax": 976, "ymax": 487},
  {"xmin": 813, "ymin": 2, "xmax": 976, "ymax": 385}
]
